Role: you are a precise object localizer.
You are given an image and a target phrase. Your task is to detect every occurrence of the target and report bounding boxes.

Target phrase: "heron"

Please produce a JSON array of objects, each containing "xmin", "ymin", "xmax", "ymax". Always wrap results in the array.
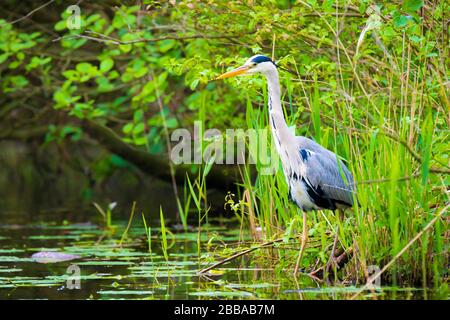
[{"xmin": 216, "ymin": 54, "xmax": 355, "ymax": 275}]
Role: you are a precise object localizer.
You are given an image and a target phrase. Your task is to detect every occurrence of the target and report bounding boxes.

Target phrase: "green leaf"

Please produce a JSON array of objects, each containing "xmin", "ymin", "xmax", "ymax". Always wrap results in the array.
[
  {"xmin": 100, "ymin": 58, "xmax": 114, "ymax": 73},
  {"xmin": 0, "ymin": 53, "xmax": 9, "ymax": 64},
  {"xmin": 8, "ymin": 75, "xmax": 28, "ymax": 89},
  {"xmin": 133, "ymin": 136, "xmax": 147, "ymax": 145},
  {"xmin": 63, "ymin": 70, "xmax": 79, "ymax": 81},
  {"xmin": 8, "ymin": 60, "xmax": 21, "ymax": 69},
  {"xmin": 133, "ymin": 122, "xmax": 145, "ymax": 135},
  {"xmin": 393, "ymin": 13, "xmax": 408, "ymax": 28},
  {"xmin": 158, "ymin": 39, "xmax": 176, "ymax": 53},
  {"xmin": 190, "ymin": 78, "xmax": 200, "ymax": 90},
  {"xmin": 76, "ymin": 62, "xmax": 92, "ymax": 73},
  {"xmin": 166, "ymin": 118, "xmax": 178, "ymax": 129},
  {"xmin": 54, "ymin": 20, "xmax": 66, "ymax": 31},
  {"xmin": 96, "ymin": 77, "xmax": 115, "ymax": 92},
  {"xmin": 122, "ymin": 123, "xmax": 134, "ymax": 134},
  {"xmin": 403, "ymin": 0, "xmax": 424, "ymax": 13},
  {"xmin": 119, "ymin": 44, "xmax": 132, "ymax": 53},
  {"xmin": 133, "ymin": 109, "xmax": 144, "ymax": 122}
]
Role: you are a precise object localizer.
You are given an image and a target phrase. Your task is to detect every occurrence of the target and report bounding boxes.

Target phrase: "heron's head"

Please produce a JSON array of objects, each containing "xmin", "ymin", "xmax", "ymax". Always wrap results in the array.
[{"xmin": 216, "ymin": 54, "xmax": 276, "ymax": 80}]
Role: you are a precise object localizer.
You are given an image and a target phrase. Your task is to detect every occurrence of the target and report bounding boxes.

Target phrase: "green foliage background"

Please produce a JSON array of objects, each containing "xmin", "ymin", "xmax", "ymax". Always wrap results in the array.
[{"xmin": 0, "ymin": 0, "xmax": 448, "ymax": 286}]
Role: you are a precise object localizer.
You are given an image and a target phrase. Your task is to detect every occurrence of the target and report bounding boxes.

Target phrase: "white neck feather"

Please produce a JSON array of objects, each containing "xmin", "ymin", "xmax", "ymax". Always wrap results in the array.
[{"xmin": 264, "ymin": 68, "xmax": 295, "ymax": 150}]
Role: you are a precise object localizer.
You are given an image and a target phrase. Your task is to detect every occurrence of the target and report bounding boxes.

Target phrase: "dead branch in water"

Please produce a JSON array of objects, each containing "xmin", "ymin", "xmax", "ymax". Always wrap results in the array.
[
  {"xmin": 198, "ymin": 238, "xmax": 286, "ymax": 275},
  {"xmin": 198, "ymin": 234, "xmax": 352, "ymax": 276}
]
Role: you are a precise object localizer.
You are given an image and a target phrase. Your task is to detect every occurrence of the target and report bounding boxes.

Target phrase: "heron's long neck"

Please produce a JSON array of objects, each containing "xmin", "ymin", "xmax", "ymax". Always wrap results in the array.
[{"xmin": 265, "ymin": 70, "xmax": 294, "ymax": 150}]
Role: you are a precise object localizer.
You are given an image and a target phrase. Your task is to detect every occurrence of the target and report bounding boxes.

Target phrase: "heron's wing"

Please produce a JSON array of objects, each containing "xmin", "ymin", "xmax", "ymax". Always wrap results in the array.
[{"xmin": 295, "ymin": 137, "xmax": 355, "ymax": 208}]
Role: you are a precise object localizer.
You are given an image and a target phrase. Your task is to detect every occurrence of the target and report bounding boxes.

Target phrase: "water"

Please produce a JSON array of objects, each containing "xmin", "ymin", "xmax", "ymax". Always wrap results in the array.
[{"xmin": 0, "ymin": 212, "xmax": 436, "ymax": 300}]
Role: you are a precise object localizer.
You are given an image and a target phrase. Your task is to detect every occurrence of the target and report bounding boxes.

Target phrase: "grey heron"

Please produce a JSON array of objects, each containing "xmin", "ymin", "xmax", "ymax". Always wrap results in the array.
[{"xmin": 216, "ymin": 54, "xmax": 355, "ymax": 275}]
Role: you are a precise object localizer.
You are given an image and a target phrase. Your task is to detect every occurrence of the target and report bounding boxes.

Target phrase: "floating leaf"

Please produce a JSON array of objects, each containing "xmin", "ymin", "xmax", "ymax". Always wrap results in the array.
[
  {"xmin": 31, "ymin": 251, "xmax": 81, "ymax": 263},
  {"xmin": 97, "ymin": 290, "xmax": 154, "ymax": 295},
  {"xmin": 189, "ymin": 291, "xmax": 253, "ymax": 297},
  {"xmin": 76, "ymin": 261, "xmax": 135, "ymax": 266}
]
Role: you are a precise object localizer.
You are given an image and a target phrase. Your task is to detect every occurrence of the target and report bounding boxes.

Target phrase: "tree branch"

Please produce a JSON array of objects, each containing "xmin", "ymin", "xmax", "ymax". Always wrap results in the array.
[
  {"xmin": 53, "ymin": 32, "xmax": 244, "ymax": 45},
  {"xmin": 1, "ymin": 0, "xmax": 55, "ymax": 26},
  {"xmin": 81, "ymin": 119, "xmax": 240, "ymax": 190},
  {"xmin": 198, "ymin": 237, "xmax": 287, "ymax": 275}
]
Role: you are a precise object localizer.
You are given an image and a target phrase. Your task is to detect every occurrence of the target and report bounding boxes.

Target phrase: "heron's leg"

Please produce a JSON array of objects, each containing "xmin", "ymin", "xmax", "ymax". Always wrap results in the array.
[
  {"xmin": 326, "ymin": 209, "xmax": 345, "ymax": 274},
  {"xmin": 326, "ymin": 226, "xmax": 339, "ymax": 273},
  {"xmin": 294, "ymin": 211, "xmax": 308, "ymax": 276}
]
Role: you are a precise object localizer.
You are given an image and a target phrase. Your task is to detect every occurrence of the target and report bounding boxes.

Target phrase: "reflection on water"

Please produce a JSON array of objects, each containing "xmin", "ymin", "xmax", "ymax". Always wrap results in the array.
[
  {"xmin": 0, "ymin": 217, "xmax": 435, "ymax": 300},
  {"xmin": 0, "ymin": 140, "xmax": 179, "ymax": 219}
]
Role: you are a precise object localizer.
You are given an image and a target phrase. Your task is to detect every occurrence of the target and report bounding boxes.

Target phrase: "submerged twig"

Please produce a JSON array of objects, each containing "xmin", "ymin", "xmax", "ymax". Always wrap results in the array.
[
  {"xmin": 199, "ymin": 233, "xmax": 351, "ymax": 278},
  {"xmin": 198, "ymin": 238, "xmax": 286, "ymax": 274},
  {"xmin": 198, "ymin": 234, "xmax": 322, "ymax": 274}
]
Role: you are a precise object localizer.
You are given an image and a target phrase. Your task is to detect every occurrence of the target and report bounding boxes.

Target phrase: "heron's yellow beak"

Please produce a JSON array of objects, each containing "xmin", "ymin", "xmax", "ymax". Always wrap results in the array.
[{"xmin": 216, "ymin": 65, "xmax": 250, "ymax": 80}]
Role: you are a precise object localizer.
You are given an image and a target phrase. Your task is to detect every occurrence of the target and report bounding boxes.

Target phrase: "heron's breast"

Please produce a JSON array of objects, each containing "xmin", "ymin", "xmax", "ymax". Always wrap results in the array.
[{"xmin": 288, "ymin": 179, "xmax": 318, "ymax": 211}]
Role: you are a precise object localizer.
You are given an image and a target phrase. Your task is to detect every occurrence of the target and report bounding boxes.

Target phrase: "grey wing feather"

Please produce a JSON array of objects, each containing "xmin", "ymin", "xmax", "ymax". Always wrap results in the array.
[{"xmin": 296, "ymin": 136, "xmax": 355, "ymax": 206}]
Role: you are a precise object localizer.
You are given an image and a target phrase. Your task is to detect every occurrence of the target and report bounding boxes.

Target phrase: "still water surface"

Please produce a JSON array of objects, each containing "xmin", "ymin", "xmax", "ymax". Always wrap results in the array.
[{"xmin": 0, "ymin": 213, "xmax": 435, "ymax": 300}]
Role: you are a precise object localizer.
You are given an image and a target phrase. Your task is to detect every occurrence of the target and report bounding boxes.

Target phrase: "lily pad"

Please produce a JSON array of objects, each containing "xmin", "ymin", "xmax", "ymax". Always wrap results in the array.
[
  {"xmin": 31, "ymin": 251, "xmax": 81, "ymax": 263},
  {"xmin": 0, "ymin": 249, "xmax": 25, "ymax": 253},
  {"xmin": 0, "ymin": 256, "xmax": 34, "ymax": 262},
  {"xmin": 97, "ymin": 290, "xmax": 154, "ymax": 295},
  {"xmin": 225, "ymin": 282, "xmax": 278, "ymax": 289},
  {"xmin": 0, "ymin": 268, "xmax": 23, "ymax": 273},
  {"xmin": 76, "ymin": 261, "xmax": 135, "ymax": 266},
  {"xmin": 189, "ymin": 291, "xmax": 253, "ymax": 297}
]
